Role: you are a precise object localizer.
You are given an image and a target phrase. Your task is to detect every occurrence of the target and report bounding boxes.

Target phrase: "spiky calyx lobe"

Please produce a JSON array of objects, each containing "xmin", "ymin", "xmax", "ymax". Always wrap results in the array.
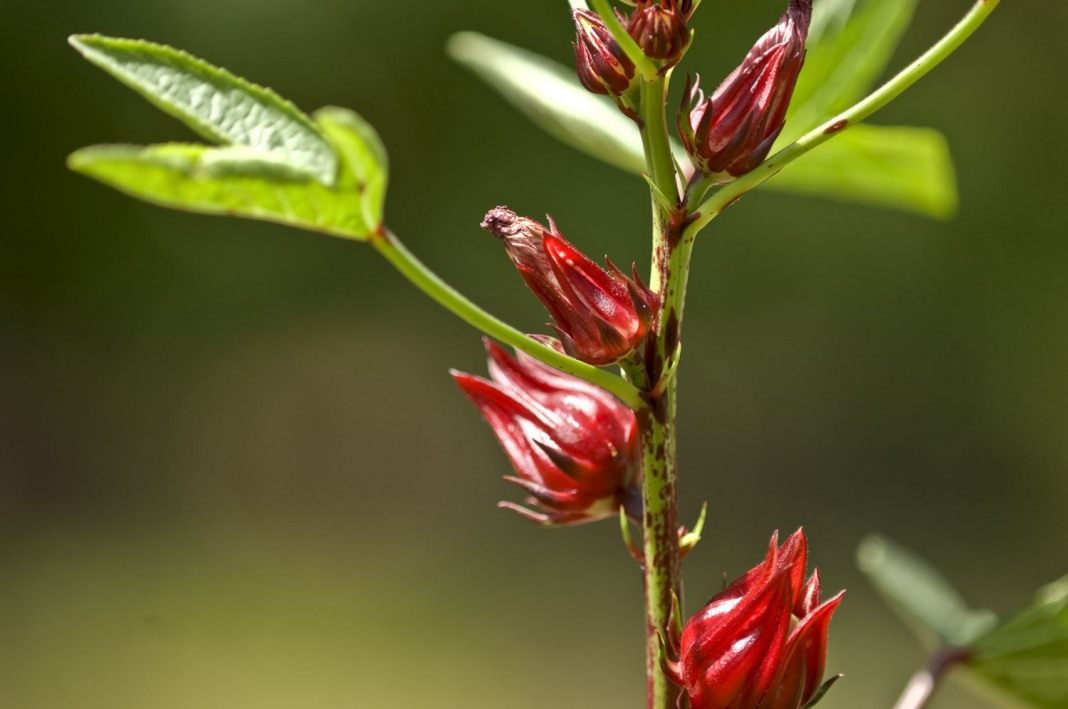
[
  {"xmin": 452, "ymin": 339, "xmax": 641, "ymax": 526},
  {"xmin": 672, "ymin": 528, "xmax": 844, "ymax": 709}
]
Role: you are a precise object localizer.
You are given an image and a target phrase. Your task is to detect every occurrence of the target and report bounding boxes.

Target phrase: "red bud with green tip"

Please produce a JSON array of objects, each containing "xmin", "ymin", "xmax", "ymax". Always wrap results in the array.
[
  {"xmin": 573, "ymin": 9, "xmax": 636, "ymax": 96},
  {"xmin": 672, "ymin": 529, "xmax": 844, "ymax": 709},
  {"xmin": 679, "ymin": 0, "xmax": 811, "ymax": 177},
  {"xmin": 481, "ymin": 206, "xmax": 659, "ymax": 366},
  {"xmin": 451, "ymin": 338, "xmax": 641, "ymax": 526}
]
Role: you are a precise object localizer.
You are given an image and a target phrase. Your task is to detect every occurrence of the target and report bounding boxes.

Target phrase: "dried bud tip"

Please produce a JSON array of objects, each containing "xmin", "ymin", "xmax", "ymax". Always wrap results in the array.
[{"xmin": 481, "ymin": 206, "xmax": 522, "ymax": 239}]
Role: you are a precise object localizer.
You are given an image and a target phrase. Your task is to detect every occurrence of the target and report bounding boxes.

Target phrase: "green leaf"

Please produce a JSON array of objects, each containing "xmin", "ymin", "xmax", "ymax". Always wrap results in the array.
[
  {"xmin": 766, "ymin": 124, "xmax": 958, "ymax": 219},
  {"xmin": 69, "ymin": 34, "xmax": 337, "ymax": 185},
  {"xmin": 314, "ymin": 106, "xmax": 389, "ymax": 229},
  {"xmin": 970, "ymin": 576, "xmax": 1068, "ymax": 709},
  {"xmin": 856, "ymin": 535, "xmax": 998, "ymax": 648},
  {"xmin": 68, "ymin": 143, "xmax": 372, "ymax": 240},
  {"xmin": 806, "ymin": 0, "xmax": 859, "ymax": 44},
  {"xmin": 783, "ymin": 0, "xmax": 920, "ymax": 143},
  {"xmin": 446, "ymin": 31, "xmax": 647, "ymax": 174}
]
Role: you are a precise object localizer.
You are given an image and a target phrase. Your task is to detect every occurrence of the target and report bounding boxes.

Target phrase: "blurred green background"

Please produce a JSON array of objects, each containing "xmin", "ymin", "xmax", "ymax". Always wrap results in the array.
[{"xmin": 2, "ymin": 1, "xmax": 1065, "ymax": 707}]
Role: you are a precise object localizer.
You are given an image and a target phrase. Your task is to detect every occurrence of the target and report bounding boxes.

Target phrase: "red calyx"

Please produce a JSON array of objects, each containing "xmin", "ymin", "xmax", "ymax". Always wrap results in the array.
[
  {"xmin": 679, "ymin": 0, "xmax": 812, "ymax": 177},
  {"xmin": 573, "ymin": 9, "xmax": 636, "ymax": 96},
  {"xmin": 627, "ymin": 1, "xmax": 690, "ymax": 64},
  {"xmin": 451, "ymin": 338, "xmax": 641, "ymax": 526},
  {"xmin": 674, "ymin": 528, "xmax": 845, "ymax": 709},
  {"xmin": 481, "ymin": 206, "xmax": 659, "ymax": 366}
]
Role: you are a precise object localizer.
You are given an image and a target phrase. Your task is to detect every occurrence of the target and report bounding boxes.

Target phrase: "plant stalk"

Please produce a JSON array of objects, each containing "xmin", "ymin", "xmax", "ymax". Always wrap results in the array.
[
  {"xmin": 370, "ymin": 228, "xmax": 644, "ymax": 409},
  {"xmin": 630, "ymin": 73, "xmax": 690, "ymax": 709}
]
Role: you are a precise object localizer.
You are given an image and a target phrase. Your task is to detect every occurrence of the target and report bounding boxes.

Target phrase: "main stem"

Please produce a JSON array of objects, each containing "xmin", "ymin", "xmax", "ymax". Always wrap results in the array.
[{"xmin": 631, "ymin": 74, "xmax": 691, "ymax": 709}]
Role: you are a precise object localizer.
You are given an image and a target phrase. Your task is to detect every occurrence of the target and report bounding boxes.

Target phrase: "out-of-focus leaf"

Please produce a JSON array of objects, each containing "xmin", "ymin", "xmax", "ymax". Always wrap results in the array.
[
  {"xmin": 69, "ymin": 34, "xmax": 337, "ymax": 185},
  {"xmin": 806, "ymin": 0, "xmax": 859, "ymax": 44},
  {"xmin": 314, "ymin": 106, "xmax": 389, "ymax": 229},
  {"xmin": 856, "ymin": 535, "xmax": 997, "ymax": 648},
  {"xmin": 767, "ymin": 125, "xmax": 958, "ymax": 219},
  {"xmin": 68, "ymin": 143, "xmax": 373, "ymax": 240},
  {"xmin": 447, "ymin": 31, "xmax": 647, "ymax": 174},
  {"xmin": 448, "ymin": 24, "xmax": 955, "ymax": 218},
  {"xmin": 783, "ymin": 0, "xmax": 920, "ymax": 143},
  {"xmin": 970, "ymin": 576, "xmax": 1068, "ymax": 709}
]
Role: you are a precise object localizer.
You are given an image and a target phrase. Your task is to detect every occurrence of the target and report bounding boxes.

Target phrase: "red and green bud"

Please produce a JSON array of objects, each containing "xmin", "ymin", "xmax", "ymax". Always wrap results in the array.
[
  {"xmin": 627, "ymin": 1, "xmax": 691, "ymax": 64},
  {"xmin": 670, "ymin": 528, "xmax": 844, "ymax": 709},
  {"xmin": 573, "ymin": 9, "xmax": 636, "ymax": 96},
  {"xmin": 451, "ymin": 338, "xmax": 641, "ymax": 526},
  {"xmin": 481, "ymin": 206, "xmax": 659, "ymax": 366},
  {"xmin": 679, "ymin": 0, "xmax": 811, "ymax": 177}
]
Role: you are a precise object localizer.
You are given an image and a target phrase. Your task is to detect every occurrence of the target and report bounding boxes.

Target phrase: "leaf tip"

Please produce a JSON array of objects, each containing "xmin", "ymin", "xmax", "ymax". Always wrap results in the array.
[
  {"xmin": 445, "ymin": 31, "xmax": 487, "ymax": 64},
  {"xmin": 66, "ymin": 146, "xmax": 96, "ymax": 174},
  {"xmin": 855, "ymin": 533, "xmax": 888, "ymax": 572},
  {"xmin": 68, "ymin": 33, "xmax": 93, "ymax": 54}
]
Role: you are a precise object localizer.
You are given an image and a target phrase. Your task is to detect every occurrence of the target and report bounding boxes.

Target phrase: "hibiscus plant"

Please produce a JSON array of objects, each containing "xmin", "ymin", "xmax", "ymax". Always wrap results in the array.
[{"xmin": 68, "ymin": 1, "xmax": 1068, "ymax": 707}]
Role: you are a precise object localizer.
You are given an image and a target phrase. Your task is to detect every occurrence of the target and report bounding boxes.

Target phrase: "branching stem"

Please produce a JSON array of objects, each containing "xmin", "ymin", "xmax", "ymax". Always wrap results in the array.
[
  {"xmin": 686, "ymin": 0, "xmax": 1000, "ymax": 239},
  {"xmin": 370, "ymin": 229, "xmax": 644, "ymax": 409}
]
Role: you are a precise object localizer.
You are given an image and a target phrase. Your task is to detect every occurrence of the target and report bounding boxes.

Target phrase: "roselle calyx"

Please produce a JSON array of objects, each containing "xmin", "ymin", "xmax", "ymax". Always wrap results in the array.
[
  {"xmin": 573, "ymin": 9, "xmax": 636, "ymax": 97},
  {"xmin": 451, "ymin": 338, "xmax": 641, "ymax": 526},
  {"xmin": 627, "ymin": 0, "xmax": 691, "ymax": 65},
  {"xmin": 671, "ymin": 528, "xmax": 844, "ymax": 709},
  {"xmin": 679, "ymin": 0, "xmax": 811, "ymax": 177},
  {"xmin": 481, "ymin": 206, "xmax": 659, "ymax": 366}
]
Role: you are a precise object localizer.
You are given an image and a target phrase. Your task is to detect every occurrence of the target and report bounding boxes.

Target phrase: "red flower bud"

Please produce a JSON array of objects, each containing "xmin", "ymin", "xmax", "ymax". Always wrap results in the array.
[
  {"xmin": 679, "ymin": 0, "xmax": 811, "ymax": 177},
  {"xmin": 627, "ymin": 1, "xmax": 690, "ymax": 64},
  {"xmin": 673, "ymin": 529, "xmax": 844, "ymax": 709},
  {"xmin": 481, "ymin": 206, "xmax": 659, "ymax": 366},
  {"xmin": 573, "ymin": 9, "xmax": 636, "ymax": 96},
  {"xmin": 451, "ymin": 338, "xmax": 641, "ymax": 526}
]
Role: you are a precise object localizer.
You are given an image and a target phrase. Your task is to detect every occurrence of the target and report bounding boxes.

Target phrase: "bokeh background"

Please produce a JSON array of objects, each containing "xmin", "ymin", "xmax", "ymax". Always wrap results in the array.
[{"xmin": 2, "ymin": 1, "xmax": 1065, "ymax": 707}]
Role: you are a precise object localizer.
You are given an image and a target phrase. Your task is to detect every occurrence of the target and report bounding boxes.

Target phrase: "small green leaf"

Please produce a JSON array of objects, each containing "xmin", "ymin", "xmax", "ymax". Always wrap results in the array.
[
  {"xmin": 314, "ymin": 106, "xmax": 389, "ymax": 229},
  {"xmin": 857, "ymin": 535, "xmax": 997, "ymax": 648},
  {"xmin": 69, "ymin": 143, "xmax": 372, "ymax": 239},
  {"xmin": 784, "ymin": 0, "xmax": 920, "ymax": 143},
  {"xmin": 767, "ymin": 124, "xmax": 958, "ymax": 219},
  {"xmin": 970, "ymin": 576, "xmax": 1068, "ymax": 709},
  {"xmin": 447, "ymin": 31, "xmax": 647, "ymax": 174},
  {"xmin": 69, "ymin": 34, "xmax": 337, "ymax": 185}
]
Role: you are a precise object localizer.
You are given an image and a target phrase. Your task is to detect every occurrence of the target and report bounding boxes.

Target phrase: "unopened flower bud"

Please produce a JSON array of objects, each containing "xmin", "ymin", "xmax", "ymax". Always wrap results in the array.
[
  {"xmin": 573, "ymin": 9, "xmax": 636, "ymax": 96},
  {"xmin": 627, "ymin": 1, "xmax": 690, "ymax": 64},
  {"xmin": 451, "ymin": 338, "xmax": 641, "ymax": 526},
  {"xmin": 481, "ymin": 206, "xmax": 659, "ymax": 366},
  {"xmin": 679, "ymin": 0, "xmax": 811, "ymax": 177},
  {"xmin": 670, "ymin": 529, "xmax": 844, "ymax": 709}
]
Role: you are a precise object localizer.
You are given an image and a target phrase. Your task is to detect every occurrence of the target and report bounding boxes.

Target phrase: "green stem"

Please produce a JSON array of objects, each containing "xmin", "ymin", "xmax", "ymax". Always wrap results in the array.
[
  {"xmin": 687, "ymin": 0, "xmax": 1000, "ymax": 236},
  {"xmin": 371, "ymin": 229, "xmax": 644, "ymax": 410},
  {"xmin": 589, "ymin": 0, "xmax": 659, "ymax": 79},
  {"xmin": 640, "ymin": 77, "xmax": 680, "ymax": 211},
  {"xmin": 632, "ymin": 71, "xmax": 688, "ymax": 709}
]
